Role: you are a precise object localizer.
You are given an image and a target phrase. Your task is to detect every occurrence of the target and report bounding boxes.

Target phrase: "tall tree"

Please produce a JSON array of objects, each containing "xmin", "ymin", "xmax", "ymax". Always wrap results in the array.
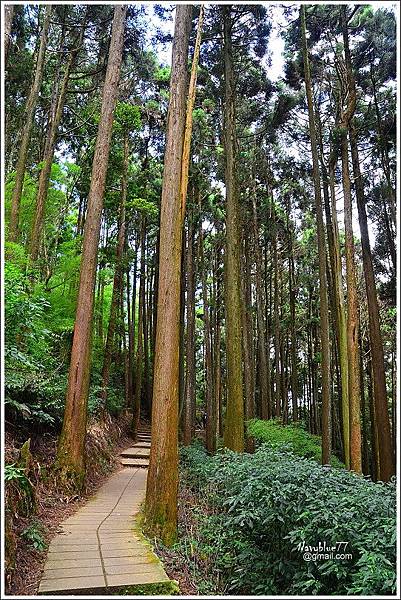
[
  {"xmin": 29, "ymin": 9, "xmax": 88, "ymax": 262},
  {"xmin": 9, "ymin": 6, "xmax": 52, "ymax": 242},
  {"xmin": 133, "ymin": 217, "xmax": 146, "ymax": 434},
  {"xmin": 328, "ymin": 146, "xmax": 350, "ymax": 468},
  {"xmin": 251, "ymin": 181, "xmax": 269, "ymax": 420},
  {"xmin": 335, "ymin": 11, "xmax": 362, "ymax": 474},
  {"xmin": 343, "ymin": 7, "xmax": 394, "ymax": 480},
  {"xmin": 4, "ymin": 5, "xmax": 14, "ymax": 65},
  {"xmin": 199, "ymin": 204, "xmax": 216, "ymax": 454},
  {"xmin": 222, "ymin": 5, "xmax": 244, "ymax": 452},
  {"xmin": 145, "ymin": 5, "xmax": 192, "ymax": 546},
  {"xmin": 181, "ymin": 6, "xmax": 204, "ymax": 446},
  {"xmin": 101, "ymin": 132, "xmax": 129, "ymax": 410},
  {"xmin": 56, "ymin": 6, "xmax": 126, "ymax": 488},
  {"xmin": 300, "ymin": 5, "xmax": 331, "ymax": 464}
]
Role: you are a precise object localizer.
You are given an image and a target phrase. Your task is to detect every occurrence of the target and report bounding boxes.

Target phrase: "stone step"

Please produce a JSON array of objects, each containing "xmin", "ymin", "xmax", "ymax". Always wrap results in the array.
[
  {"xmin": 120, "ymin": 448, "xmax": 150, "ymax": 459},
  {"xmin": 120, "ymin": 458, "xmax": 149, "ymax": 467}
]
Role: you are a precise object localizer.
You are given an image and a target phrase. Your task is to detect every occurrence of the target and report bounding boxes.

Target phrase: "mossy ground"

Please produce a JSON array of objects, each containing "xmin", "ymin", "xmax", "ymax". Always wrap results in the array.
[{"xmin": 112, "ymin": 581, "xmax": 180, "ymax": 595}]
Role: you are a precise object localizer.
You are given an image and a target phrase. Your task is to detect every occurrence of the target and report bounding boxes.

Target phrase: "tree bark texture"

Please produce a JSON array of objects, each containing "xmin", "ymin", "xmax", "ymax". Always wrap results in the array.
[
  {"xmin": 145, "ymin": 5, "xmax": 192, "ymax": 546},
  {"xmin": 56, "ymin": 6, "xmax": 126, "ymax": 489}
]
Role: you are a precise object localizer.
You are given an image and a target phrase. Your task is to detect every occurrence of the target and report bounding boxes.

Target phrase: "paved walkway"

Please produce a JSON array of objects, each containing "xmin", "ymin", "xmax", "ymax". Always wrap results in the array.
[{"xmin": 39, "ymin": 434, "xmax": 169, "ymax": 594}]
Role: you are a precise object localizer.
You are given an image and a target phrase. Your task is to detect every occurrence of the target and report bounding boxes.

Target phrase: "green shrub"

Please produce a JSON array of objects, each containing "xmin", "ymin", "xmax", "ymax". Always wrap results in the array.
[
  {"xmin": 4, "ymin": 261, "xmax": 67, "ymax": 428},
  {"xmin": 21, "ymin": 520, "xmax": 47, "ymax": 551},
  {"xmin": 178, "ymin": 443, "xmax": 396, "ymax": 596},
  {"xmin": 247, "ymin": 418, "xmax": 345, "ymax": 468},
  {"xmin": 4, "ymin": 463, "xmax": 36, "ymax": 516}
]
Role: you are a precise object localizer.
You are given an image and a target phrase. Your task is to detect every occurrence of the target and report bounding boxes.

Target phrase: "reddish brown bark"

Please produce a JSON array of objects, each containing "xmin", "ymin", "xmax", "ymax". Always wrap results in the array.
[
  {"xmin": 145, "ymin": 5, "xmax": 192, "ymax": 545},
  {"xmin": 343, "ymin": 13, "xmax": 394, "ymax": 480},
  {"xmin": 222, "ymin": 6, "xmax": 245, "ymax": 452},
  {"xmin": 56, "ymin": 6, "xmax": 126, "ymax": 489}
]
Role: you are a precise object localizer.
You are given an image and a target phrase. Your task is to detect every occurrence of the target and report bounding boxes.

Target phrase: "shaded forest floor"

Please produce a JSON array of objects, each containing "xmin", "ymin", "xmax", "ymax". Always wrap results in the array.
[
  {"xmin": 5, "ymin": 420, "xmax": 396, "ymax": 596},
  {"xmin": 157, "ymin": 438, "xmax": 396, "ymax": 596},
  {"xmin": 5, "ymin": 414, "xmax": 133, "ymax": 595}
]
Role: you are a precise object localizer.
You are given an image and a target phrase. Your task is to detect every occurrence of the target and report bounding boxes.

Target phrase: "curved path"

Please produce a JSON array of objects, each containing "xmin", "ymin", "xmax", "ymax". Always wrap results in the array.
[{"xmin": 39, "ymin": 433, "xmax": 169, "ymax": 594}]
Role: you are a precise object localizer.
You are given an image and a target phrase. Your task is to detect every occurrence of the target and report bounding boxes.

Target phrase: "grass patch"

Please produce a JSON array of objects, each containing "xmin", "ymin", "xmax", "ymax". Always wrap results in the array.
[
  {"xmin": 247, "ymin": 418, "xmax": 345, "ymax": 468},
  {"xmin": 112, "ymin": 581, "xmax": 180, "ymax": 595}
]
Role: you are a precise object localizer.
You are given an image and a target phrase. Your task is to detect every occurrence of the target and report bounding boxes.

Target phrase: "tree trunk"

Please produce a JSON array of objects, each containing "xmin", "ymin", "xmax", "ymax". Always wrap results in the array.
[
  {"xmin": 133, "ymin": 218, "xmax": 146, "ymax": 437},
  {"xmin": 9, "ymin": 6, "xmax": 52, "ymax": 242},
  {"xmin": 30, "ymin": 14, "xmax": 87, "ymax": 262},
  {"xmin": 179, "ymin": 4, "xmax": 204, "ymax": 217},
  {"xmin": 199, "ymin": 205, "xmax": 216, "ymax": 454},
  {"xmin": 56, "ymin": 6, "xmax": 126, "ymax": 489},
  {"xmin": 340, "ymin": 7, "xmax": 368, "ymax": 475},
  {"xmin": 286, "ymin": 195, "xmax": 298, "ymax": 422},
  {"xmin": 183, "ymin": 204, "xmax": 196, "ymax": 445},
  {"xmin": 178, "ymin": 228, "xmax": 187, "ymax": 432},
  {"xmin": 316, "ymin": 102, "xmax": 349, "ymax": 465},
  {"xmin": 4, "ymin": 5, "xmax": 14, "ymax": 65},
  {"xmin": 145, "ymin": 5, "xmax": 192, "ymax": 546},
  {"xmin": 130, "ymin": 237, "xmax": 138, "ymax": 397},
  {"xmin": 329, "ymin": 155, "xmax": 350, "ymax": 468},
  {"xmin": 281, "ymin": 331, "xmax": 289, "ymax": 424},
  {"xmin": 126, "ymin": 265, "xmax": 133, "ymax": 407},
  {"xmin": 345, "ymin": 77, "xmax": 394, "ymax": 481},
  {"xmin": 301, "ymin": 5, "xmax": 331, "ymax": 464},
  {"xmin": 152, "ymin": 228, "xmax": 160, "ymax": 353},
  {"xmin": 340, "ymin": 125, "xmax": 362, "ymax": 474},
  {"xmin": 367, "ymin": 350, "xmax": 379, "ymax": 482},
  {"xmin": 144, "ymin": 244, "xmax": 152, "ymax": 414},
  {"xmin": 359, "ymin": 330, "xmax": 370, "ymax": 476},
  {"xmin": 251, "ymin": 190, "xmax": 269, "ymax": 420},
  {"xmin": 222, "ymin": 6, "xmax": 244, "ymax": 452},
  {"xmin": 273, "ymin": 224, "xmax": 281, "ymax": 418},
  {"xmin": 264, "ymin": 230, "xmax": 272, "ymax": 419},
  {"xmin": 177, "ymin": 6, "xmax": 203, "ymax": 436},
  {"xmin": 100, "ymin": 133, "xmax": 128, "ymax": 409},
  {"xmin": 214, "ymin": 242, "xmax": 223, "ymax": 439},
  {"xmin": 241, "ymin": 233, "xmax": 255, "ymax": 450}
]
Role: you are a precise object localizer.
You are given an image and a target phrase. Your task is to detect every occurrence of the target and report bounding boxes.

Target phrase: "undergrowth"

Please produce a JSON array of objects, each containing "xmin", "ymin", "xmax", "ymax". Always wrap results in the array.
[{"xmin": 171, "ymin": 440, "xmax": 396, "ymax": 596}]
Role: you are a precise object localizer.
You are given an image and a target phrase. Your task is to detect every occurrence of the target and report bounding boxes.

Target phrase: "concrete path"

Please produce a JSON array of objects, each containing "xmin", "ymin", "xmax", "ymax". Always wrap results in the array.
[{"xmin": 39, "ymin": 437, "xmax": 170, "ymax": 594}]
